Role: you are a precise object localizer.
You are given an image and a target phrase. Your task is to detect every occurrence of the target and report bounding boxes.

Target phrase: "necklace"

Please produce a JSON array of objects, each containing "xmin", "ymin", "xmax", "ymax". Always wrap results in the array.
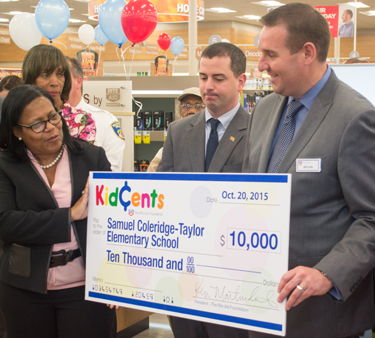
[{"xmin": 40, "ymin": 145, "xmax": 64, "ymax": 169}]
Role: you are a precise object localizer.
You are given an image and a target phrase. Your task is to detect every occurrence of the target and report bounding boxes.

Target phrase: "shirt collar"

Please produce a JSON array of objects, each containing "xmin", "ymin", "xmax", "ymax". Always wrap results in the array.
[
  {"xmin": 288, "ymin": 64, "xmax": 332, "ymax": 109},
  {"xmin": 204, "ymin": 102, "xmax": 240, "ymax": 130}
]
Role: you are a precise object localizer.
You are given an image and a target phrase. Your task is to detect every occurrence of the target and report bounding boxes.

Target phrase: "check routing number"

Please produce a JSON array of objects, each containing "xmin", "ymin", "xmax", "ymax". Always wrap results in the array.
[{"xmin": 85, "ymin": 172, "xmax": 291, "ymax": 336}]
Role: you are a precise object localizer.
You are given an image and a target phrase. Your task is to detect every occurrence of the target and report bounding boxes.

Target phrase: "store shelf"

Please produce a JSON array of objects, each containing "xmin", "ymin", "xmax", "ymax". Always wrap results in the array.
[{"xmin": 134, "ymin": 131, "xmax": 165, "ymax": 142}]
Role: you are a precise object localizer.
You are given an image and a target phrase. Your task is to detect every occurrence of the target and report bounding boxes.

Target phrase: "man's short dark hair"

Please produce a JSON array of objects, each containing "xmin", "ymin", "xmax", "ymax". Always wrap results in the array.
[
  {"xmin": 200, "ymin": 42, "xmax": 246, "ymax": 78},
  {"xmin": 66, "ymin": 57, "xmax": 84, "ymax": 94},
  {"xmin": 345, "ymin": 9, "xmax": 353, "ymax": 19},
  {"xmin": 260, "ymin": 3, "xmax": 330, "ymax": 62}
]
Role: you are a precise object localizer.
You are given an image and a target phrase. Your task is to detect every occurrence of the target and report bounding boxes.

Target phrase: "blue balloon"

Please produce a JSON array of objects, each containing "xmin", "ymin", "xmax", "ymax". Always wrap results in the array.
[
  {"xmin": 35, "ymin": 0, "xmax": 70, "ymax": 41},
  {"xmin": 170, "ymin": 37, "xmax": 185, "ymax": 56},
  {"xmin": 98, "ymin": 0, "xmax": 128, "ymax": 48},
  {"xmin": 95, "ymin": 25, "xmax": 109, "ymax": 46}
]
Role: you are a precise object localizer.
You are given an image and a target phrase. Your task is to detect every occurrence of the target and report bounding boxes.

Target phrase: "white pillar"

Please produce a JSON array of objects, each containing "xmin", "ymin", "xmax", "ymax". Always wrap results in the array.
[{"xmin": 188, "ymin": 0, "xmax": 198, "ymax": 75}]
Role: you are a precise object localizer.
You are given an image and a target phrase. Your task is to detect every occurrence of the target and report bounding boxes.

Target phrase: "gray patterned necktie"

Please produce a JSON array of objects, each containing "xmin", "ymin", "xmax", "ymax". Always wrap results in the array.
[{"xmin": 267, "ymin": 100, "xmax": 304, "ymax": 173}]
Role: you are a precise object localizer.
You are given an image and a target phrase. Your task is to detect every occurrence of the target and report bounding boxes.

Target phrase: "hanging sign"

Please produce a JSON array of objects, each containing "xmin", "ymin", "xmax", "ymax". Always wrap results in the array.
[{"xmin": 88, "ymin": 0, "xmax": 204, "ymax": 22}]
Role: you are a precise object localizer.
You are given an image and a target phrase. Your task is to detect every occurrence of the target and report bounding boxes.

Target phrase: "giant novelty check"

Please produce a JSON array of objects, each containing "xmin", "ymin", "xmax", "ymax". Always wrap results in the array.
[{"xmin": 85, "ymin": 172, "xmax": 291, "ymax": 336}]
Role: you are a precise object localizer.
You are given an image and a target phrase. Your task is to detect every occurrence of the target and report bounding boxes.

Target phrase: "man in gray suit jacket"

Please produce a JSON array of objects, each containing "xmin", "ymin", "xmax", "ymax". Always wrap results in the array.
[
  {"xmin": 0, "ymin": 95, "xmax": 4, "ymax": 123},
  {"xmin": 158, "ymin": 42, "xmax": 249, "ymax": 338},
  {"xmin": 243, "ymin": 3, "xmax": 375, "ymax": 338}
]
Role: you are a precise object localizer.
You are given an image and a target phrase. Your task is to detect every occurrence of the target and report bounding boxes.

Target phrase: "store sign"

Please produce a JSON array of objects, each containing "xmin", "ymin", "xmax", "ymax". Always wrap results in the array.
[
  {"xmin": 240, "ymin": 46, "xmax": 262, "ymax": 60},
  {"xmin": 83, "ymin": 80, "xmax": 132, "ymax": 112},
  {"xmin": 0, "ymin": 28, "xmax": 9, "ymax": 36},
  {"xmin": 146, "ymin": 43, "xmax": 158, "ymax": 56},
  {"xmin": 315, "ymin": 6, "xmax": 339, "ymax": 38},
  {"xmin": 68, "ymin": 34, "xmax": 106, "ymax": 52},
  {"xmin": 0, "ymin": 36, "xmax": 11, "ymax": 45},
  {"xmin": 88, "ymin": 0, "xmax": 204, "ymax": 22},
  {"xmin": 0, "ymin": 69, "xmax": 21, "ymax": 80}
]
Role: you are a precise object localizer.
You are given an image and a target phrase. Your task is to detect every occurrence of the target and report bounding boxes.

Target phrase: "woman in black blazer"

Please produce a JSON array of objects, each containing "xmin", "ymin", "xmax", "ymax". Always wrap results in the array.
[{"xmin": 0, "ymin": 85, "xmax": 115, "ymax": 338}]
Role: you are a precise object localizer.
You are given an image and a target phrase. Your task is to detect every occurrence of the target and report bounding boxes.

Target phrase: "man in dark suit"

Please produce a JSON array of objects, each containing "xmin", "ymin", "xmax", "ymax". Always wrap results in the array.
[
  {"xmin": 0, "ymin": 95, "xmax": 4, "ymax": 123},
  {"xmin": 243, "ymin": 3, "xmax": 375, "ymax": 338},
  {"xmin": 158, "ymin": 42, "xmax": 249, "ymax": 337}
]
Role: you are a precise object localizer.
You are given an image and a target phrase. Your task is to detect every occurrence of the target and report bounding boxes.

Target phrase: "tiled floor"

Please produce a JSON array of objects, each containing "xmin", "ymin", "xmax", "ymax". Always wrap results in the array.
[{"xmin": 133, "ymin": 314, "xmax": 174, "ymax": 338}]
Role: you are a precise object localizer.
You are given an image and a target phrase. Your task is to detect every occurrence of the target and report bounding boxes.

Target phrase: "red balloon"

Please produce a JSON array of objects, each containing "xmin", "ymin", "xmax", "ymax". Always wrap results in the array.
[
  {"xmin": 121, "ymin": 0, "xmax": 158, "ymax": 44},
  {"xmin": 157, "ymin": 33, "xmax": 171, "ymax": 51}
]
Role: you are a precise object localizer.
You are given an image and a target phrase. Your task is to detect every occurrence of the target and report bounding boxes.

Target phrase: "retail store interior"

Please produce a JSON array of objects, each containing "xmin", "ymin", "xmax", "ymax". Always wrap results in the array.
[{"xmin": 1, "ymin": 0, "xmax": 375, "ymax": 337}]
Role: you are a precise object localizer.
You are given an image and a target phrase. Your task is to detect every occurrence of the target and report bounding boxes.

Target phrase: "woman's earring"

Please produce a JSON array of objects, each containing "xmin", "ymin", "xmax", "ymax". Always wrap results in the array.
[{"xmin": 18, "ymin": 137, "xmax": 22, "ymax": 141}]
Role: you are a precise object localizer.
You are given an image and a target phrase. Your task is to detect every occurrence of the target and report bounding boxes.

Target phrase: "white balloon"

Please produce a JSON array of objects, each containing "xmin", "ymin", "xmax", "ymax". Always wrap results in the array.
[
  {"xmin": 9, "ymin": 13, "xmax": 42, "ymax": 51},
  {"xmin": 78, "ymin": 24, "xmax": 95, "ymax": 46}
]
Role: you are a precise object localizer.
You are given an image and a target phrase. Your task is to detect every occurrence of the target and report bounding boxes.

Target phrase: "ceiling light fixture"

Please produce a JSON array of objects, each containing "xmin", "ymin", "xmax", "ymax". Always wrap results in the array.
[
  {"xmin": 359, "ymin": 10, "xmax": 375, "ymax": 15},
  {"xmin": 207, "ymin": 8, "xmax": 236, "ymax": 13},
  {"xmin": 339, "ymin": 2, "xmax": 369, "ymax": 8},
  {"xmin": 237, "ymin": 15, "xmax": 261, "ymax": 20},
  {"xmin": 0, "ymin": 18, "xmax": 9, "ymax": 22},
  {"xmin": 69, "ymin": 18, "xmax": 86, "ymax": 23},
  {"xmin": 252, "ymin": 1, "xmax": 284, "ymax": 7}
]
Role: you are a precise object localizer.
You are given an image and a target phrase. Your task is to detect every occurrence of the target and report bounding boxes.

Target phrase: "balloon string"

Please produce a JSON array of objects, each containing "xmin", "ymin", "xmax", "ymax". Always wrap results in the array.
[
  {"xmin": 127, "ymin": 47, "xmax": 136, "ymax": 80},
  {"xmin": 173, "ymin": 55, "xmax": 178, "ymax": 75},
  {"xmin": 96, "ymin": 48, "xmax": 102, "ymax": 76},
  {"xmin": 51, "ymin": 40, "xmax": 67, "ymax": 49},
  {"xmin": 120, "ymin": 46, "xmax": 128, "ymax": 78},
  {"xmin": 116, "ymin": 47, "xmax": 121, "ymax": 63}
]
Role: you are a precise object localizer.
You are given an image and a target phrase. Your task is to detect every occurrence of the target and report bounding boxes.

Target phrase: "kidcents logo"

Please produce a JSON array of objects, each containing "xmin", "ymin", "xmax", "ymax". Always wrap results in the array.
[{"xmin": 96, "ymin": 181, "xmax": 164, "ymax": 211}]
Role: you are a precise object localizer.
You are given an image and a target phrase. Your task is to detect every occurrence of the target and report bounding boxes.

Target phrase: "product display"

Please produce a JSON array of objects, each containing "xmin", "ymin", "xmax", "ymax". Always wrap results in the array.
[
  {"xmin": 134, "ymin": 160, "xmax": 140, "ymax": 172},
  {"xmin": 139, "ymin": 159, "xmax": 149, "ymax": 172},
  {"xmin": 165, "ymin": 112, "xmax": 173, "ymax": 130},
  {"xmin": 135, "ymin": 112, "xmax": 144, "ymax": 130},
  {"xmin": 143, "ymin": 110, "xmax": 153, "ymax": 130},
  {"xmin": 153, "ymin": 110, "xmax": 164, "ymax": 130}
]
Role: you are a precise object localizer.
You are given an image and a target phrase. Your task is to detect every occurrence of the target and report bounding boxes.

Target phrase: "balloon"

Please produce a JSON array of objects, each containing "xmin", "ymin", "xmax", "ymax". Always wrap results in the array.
[
  {"xmin": 157, "ymin": 33, "xmax": 171, "ymax": 51},
  {"xmin": 78, "ymin": 24, "xmax": 95, "ymax": 45},
  {"xmin": 121, "ymin": 0, "xmax": 158, "ymax": 45},
  {"xmin": 170, "ymin": 37, "xmax": 184, "ymax": 56},
  {"xmin": 9, "ymin": 13, "xmax": 42, "ymax": 51},
  {"xmin": 99, "ymin": 0, "xmax": 128, "ymax": 48},
  {"xmin": 35, "ymin": 0, "xmax": 70, "ymax": 41},
  {"xmin": 95, "ymin": 25, "xmax": 108, "ymax": 46}
]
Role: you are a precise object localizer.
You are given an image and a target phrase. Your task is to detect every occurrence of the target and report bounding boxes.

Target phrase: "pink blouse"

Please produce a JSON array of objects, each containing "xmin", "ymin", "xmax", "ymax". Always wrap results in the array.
[{"xmin": 28, "ymin": 147, "xmax": 85, "ymax": 290}]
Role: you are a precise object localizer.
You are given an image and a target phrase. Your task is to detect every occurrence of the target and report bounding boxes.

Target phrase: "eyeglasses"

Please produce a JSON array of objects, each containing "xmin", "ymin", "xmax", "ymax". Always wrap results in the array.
[
  {"xmin": 181, "ymin": 104, "xmax": 205, "ymax": 110},
  {"xmin": 18, "ymin": 111, "xmax": 62, "ymax": 133}
]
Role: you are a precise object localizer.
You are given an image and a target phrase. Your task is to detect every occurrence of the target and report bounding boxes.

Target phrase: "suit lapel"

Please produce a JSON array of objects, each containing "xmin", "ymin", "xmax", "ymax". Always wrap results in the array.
[
  {"xmin": 277, "ymin": 73, "xmax": 339, "ymax": 173},
  {"xmin": 257, "ymin": 96, "xmax": 288, "ymax": 172},
  {"xmin": 208, "ymin": 107, "xmax": 248, "ymax": 172},
  {"xmin": 186, "ymin": 112, "xmax": 206, "ymax": 172}
]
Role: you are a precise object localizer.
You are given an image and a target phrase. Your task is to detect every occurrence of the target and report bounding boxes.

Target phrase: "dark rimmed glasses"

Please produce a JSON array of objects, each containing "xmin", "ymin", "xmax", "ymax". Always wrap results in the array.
[
  {"xmin": 18, "ymin": 111, "xmax": 62, "ymax": 134},
  {"xmin": 181, "ymin": 104, "xmax": 205, "ymax": 110}
]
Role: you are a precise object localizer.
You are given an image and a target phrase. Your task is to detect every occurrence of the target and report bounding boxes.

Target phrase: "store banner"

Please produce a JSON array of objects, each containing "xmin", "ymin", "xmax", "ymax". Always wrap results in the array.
[
  {"xmin": 315, "ymin": 6, "xmax": 339, "ymax": 37},
  {"xmin": 85, "ymin": 172, "xmax": 291, "ymax": 336},
  {"xmin": 88, "ymin": 0, "xmax": 204, "ymax": 22}
]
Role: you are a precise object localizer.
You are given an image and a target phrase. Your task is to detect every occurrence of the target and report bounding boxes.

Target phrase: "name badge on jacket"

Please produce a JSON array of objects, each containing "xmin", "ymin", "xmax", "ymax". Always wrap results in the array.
[{"xmin": 296, "ymin": 158, "xmax": 321, "ymax": 172}]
